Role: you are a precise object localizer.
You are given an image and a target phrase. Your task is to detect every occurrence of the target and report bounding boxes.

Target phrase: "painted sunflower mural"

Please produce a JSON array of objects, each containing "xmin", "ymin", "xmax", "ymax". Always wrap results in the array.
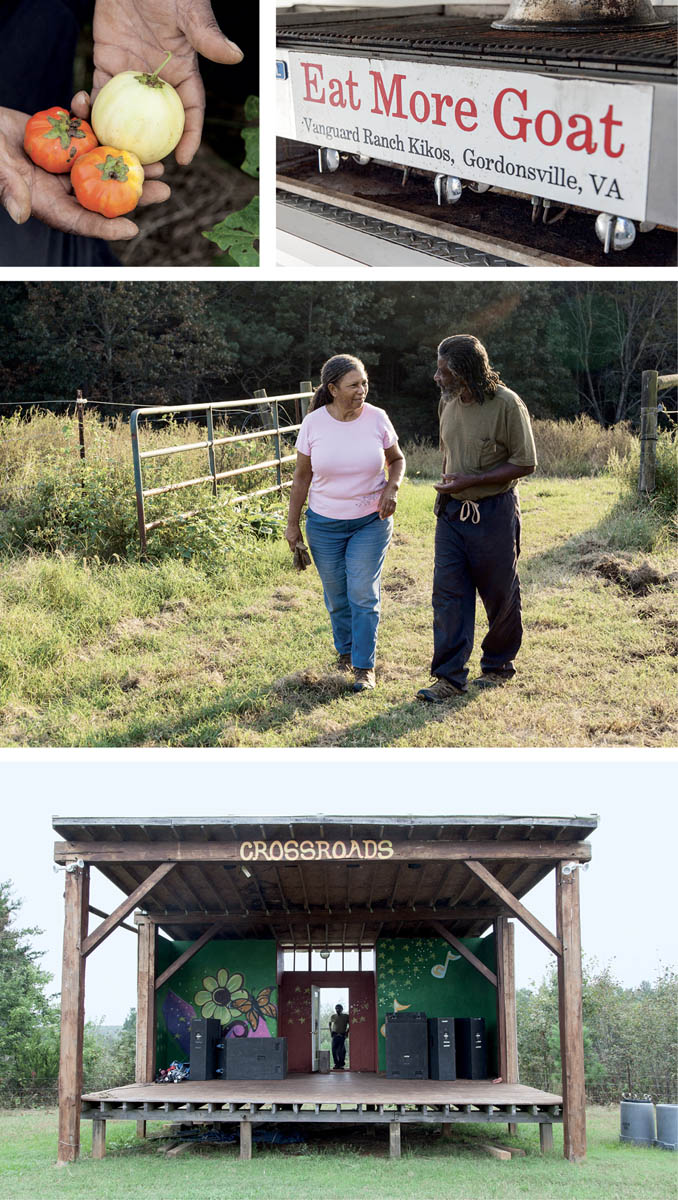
[{"xmin": 194, "ymin": 969, "xmax": 249, "ymax": 1023}]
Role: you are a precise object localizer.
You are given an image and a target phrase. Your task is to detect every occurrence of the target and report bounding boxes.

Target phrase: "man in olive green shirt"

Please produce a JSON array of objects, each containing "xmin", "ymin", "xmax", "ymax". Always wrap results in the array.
[
  {"xmin": 329, "ymin": 1003, "xmax": 349, "ymax": 1069},
  {"xmin": 417, "ymin": 334, "xmax": 537, "ymax": 702}
]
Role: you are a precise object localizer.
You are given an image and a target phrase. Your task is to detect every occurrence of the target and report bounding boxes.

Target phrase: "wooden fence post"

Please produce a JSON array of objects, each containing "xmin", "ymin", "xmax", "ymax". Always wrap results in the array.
[
  {"xmin": 639, "ymin": 370, "xmax": 658, "ymax": 495},
  {"xmin": 57, "ymin": 864, "xmax": 89, "ymax": 1164},
  {"xmin": 300, "ymin": 381, "xmax": 313, "ymax": 420}
]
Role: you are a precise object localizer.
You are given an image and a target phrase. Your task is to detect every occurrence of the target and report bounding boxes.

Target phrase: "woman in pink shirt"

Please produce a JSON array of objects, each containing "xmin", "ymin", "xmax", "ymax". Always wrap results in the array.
[{"xmin": 285, "ymin": 355, "xmax": 405, "ymax": 692}]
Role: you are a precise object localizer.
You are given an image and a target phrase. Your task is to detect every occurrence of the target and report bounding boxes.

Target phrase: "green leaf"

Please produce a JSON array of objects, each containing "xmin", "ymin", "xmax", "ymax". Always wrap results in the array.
[
  {"xmin": 202, "ymin": 197, "xmax": 259, "ymax": 267},
  {"xmin": 241, "ymin": 127, "xmax": 259, "ymax": 178},
  {"xmin": 244, "ymin": 95, "xmax": 259, "ymax": 122}
]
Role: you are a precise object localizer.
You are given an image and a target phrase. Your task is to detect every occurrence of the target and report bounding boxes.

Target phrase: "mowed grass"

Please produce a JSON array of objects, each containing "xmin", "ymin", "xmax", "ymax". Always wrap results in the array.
[
  {"xmin": 0, "ymin": 1106, "xmax": 676, "ymax": 1200},
  {"xmin": 0, "ymin": 477, "xmax": 676, "ymax": 747}
]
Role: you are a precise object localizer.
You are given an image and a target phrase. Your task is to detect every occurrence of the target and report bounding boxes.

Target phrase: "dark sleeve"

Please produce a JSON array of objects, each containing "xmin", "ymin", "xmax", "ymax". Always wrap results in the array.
[{"xmin": 0, "ymin": 0, "xmax": 94, "ymax": 112}]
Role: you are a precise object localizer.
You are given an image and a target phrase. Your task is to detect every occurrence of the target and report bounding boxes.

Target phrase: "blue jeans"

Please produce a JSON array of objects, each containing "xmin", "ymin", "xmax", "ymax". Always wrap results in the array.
[{"xmin": 305, "ymin": 508, "xmax": 393, "ymax": 670}]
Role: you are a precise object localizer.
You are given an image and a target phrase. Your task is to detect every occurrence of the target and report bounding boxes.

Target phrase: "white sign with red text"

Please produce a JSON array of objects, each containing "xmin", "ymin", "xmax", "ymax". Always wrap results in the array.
[{"xmin": 285, "ymin": 52, "xmax": 654, "ymax": 218}]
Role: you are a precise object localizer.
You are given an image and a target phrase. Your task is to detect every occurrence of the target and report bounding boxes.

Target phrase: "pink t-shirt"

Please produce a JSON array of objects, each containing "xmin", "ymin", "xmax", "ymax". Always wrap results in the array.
[{"xmin": 296, "ymin": 402, "xmax": 398, "ymax": 520}]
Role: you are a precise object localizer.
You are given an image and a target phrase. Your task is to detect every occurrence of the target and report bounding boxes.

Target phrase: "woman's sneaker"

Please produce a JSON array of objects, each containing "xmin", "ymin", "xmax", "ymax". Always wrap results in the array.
[{"xmin": 353, "ymin": 668, "xmax": 376, "ymax": 692}]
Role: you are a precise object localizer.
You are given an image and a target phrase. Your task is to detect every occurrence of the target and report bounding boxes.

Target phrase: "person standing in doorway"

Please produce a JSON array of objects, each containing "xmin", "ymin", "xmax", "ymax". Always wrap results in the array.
[
  {"xmin": 417, "ymin": 334, "xmax": 537, "ymax": 702},
  {"xmin": 329, "ymin": 1003, "xmax": 349, "ymax": 1070}
]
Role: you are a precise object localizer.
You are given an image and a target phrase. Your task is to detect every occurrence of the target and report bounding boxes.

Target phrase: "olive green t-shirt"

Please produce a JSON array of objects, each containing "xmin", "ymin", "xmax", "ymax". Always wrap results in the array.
[
  {"xmin": 438, "ymin": 384, "xmax": 537, "ymax": 501},
  {"xmin": 329, "ymin": 1012, "xmax": 349, "ymax": 1035}
]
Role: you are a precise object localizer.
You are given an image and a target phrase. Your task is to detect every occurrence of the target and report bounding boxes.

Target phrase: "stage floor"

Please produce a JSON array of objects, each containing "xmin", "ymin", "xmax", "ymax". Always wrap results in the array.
[
  {"xmin": 82, "ymin": 1072, "xmax": 561, "ymax": 1111},
  {"xmin": 80, "ymin": 1074, "xmax": 563, "ymax": 1159}
]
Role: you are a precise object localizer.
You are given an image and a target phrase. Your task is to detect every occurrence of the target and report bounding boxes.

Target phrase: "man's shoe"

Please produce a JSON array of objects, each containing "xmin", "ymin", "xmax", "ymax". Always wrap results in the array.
[
  {"xmin": 473, "ymin": 672, "xmax": 513, "ymax": 688},
  {"xmin": 353, "ymin": 667, "xmax": 376, "ymax": 692},
  {"xmin": 416, "ymin": 677, "xmax": 465, "ymax": 703},
  {"xmin": 336, "ymin": 653, "xmax": 352, "ymax": 672}
]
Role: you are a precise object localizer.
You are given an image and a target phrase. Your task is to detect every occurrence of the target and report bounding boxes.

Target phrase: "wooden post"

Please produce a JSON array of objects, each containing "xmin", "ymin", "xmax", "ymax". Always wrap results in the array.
[
  {"xmin": 556, "ymin": 864, "xmax": 586, "ymax": 1163},
  {"xmin": 389, "ymin": 1121, "xmax": 401, "ymax": 1159},
  {"xmin": 57, "ymin": 864, "xmax": 89, "ymax": 1165},
  {"xmin": 240, "ymin": 1121, "xmax": 252, "ymax": 1160},
  {"xmin": 91, "ymin": 1119, "xmax": 107, "ymax": 1159},
  {"xmin": 540, "ymin": 1122, "xmax": 554, "ymax": 1153},
  {"xmin": 639, "ymin": 370, "xmax": 658, "ymax": 495},
  {"xmin": 136, "ymin": 916, "xmax": 157, "ymax": 1138},
  {"xmin": 495, "ymin": 918, "xmax": 519, "ymax": 1134}
]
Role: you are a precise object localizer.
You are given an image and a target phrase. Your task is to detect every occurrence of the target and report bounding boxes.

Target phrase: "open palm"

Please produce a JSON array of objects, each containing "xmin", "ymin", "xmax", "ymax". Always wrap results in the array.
[
  {"xmin": 92, "ymin": 0, "xmax": 243, "ymax": 165},
  {"xmin": 0, "ymin": 106, "xmax": 169, "ymax": 239}
]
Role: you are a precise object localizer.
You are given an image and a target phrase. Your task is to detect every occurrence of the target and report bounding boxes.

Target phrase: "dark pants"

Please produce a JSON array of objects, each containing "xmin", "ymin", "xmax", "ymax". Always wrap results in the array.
[
  {"xmin": 331, "ymin": 1033, "xmax": 346, "ymax": 1068},
  {"xmin": 431, "ymin": 490, "xmax": 522, "ymax": 690}
]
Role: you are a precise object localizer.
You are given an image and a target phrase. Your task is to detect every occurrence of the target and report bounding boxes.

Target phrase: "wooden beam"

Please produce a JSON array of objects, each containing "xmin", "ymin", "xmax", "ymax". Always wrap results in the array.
[
  {"xmin": 431, "ymin": 921, "xmax": 497, "ymax": 987},
  {"xmin": 89, "ymin": 905, "xmax": 137, "ymax": 935},
  {"xmin": 136, "ymin": 905, "xmax": 504, "ymax": 927},
  {"xmin": 54, "ymin": 839, "xmax": 593, "ymax": 865},
  {"xmin": 495, "ymin": 918, "xmax": 518, "ymax": 1085},
  {"xmin": 540, "ymin": 1122, "xmax": 554, "ymax": 1153},
  {"xmin": 556, "ymin": 864, "xmax": 586, "ymax": 1163},
  {"xmin": 81, "ymin": 864, "xmax": 175, "ymax": 958},
  {"xmin": 154, "ymin": 919, "xmax": 230, "ymax": 991},
  {"xmin": 240, "ymin": 1121, "xmax": 252, "ymax": 1161},
  {"xmin": 57, "ymin": 865, "xmax": 89, "ymax": 1165},
  {"xmin": 389, "ymin": 1122, "xmax": 401, "ymax": 1159},
  {"xmin": 466, "ymin": 862, "xmax": 562, "ymax": 957},
  {"xmin": 136, "ymin": 918, "xmax": 157, "ymax": 1090}
]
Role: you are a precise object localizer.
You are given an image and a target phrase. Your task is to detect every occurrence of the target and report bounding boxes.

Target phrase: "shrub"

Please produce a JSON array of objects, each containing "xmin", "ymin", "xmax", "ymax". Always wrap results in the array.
[{"xmin": 0, "ymin": 410, "xmax": 290, "ymax": 567}]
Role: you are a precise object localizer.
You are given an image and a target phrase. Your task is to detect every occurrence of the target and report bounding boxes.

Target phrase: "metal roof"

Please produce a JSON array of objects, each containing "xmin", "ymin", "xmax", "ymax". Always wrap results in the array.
[{"xmin": 53, "ymin": 815, "xmax": 597, "ymax": 944}]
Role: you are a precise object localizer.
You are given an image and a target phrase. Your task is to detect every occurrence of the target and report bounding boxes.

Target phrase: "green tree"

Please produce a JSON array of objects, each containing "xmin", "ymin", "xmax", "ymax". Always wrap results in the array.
[{"xmin": 0, "ymin": 880, "xmax": 59, "ymax": 1104}]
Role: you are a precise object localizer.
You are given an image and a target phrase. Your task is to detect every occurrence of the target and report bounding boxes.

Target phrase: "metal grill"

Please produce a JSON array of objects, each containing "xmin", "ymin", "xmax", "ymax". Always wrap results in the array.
[{"xmin": 277, "ymin": 14, "xmax": 677, "ymax": 71}]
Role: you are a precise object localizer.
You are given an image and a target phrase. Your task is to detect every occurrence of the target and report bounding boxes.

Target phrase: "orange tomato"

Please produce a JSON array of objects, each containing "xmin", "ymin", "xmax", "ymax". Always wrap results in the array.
[
  {"xmin": 23, "ymin": 107, "xmax": 98, "ymax": 173},
  {"xmin": 71, "ymin": 146, "xmax": 144, "ymax": 218}
]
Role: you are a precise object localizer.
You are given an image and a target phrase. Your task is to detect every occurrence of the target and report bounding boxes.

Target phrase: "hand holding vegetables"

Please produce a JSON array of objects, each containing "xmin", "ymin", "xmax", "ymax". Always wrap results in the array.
[
  {"xmin": 0, "ymin": 102, "xmax": 169, "ymax": 236},
  {"xmin": 91, "ymin": 0, "xmax": 243, "ymax": 164}
]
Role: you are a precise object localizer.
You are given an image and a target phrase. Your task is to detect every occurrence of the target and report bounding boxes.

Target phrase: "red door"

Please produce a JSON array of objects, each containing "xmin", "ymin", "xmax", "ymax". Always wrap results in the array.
[{"xmin": 279, "ymin": 971, "xmax": 377, "ymax": 1072}]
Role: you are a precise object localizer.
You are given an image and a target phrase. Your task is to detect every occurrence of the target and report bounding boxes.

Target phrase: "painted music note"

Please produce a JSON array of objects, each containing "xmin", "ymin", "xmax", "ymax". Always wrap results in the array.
[{"xmin": 431, "ymin": 950, "xmax": 461, "ymax": 979}]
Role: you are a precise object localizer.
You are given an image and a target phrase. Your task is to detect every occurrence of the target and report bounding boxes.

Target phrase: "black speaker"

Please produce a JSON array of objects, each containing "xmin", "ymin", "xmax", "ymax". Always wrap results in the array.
[
  {"xmin": 454, "ymin": 1017, "xmax": 487, "ymax": 1079},
  {"xmin": 190, "ymin": 1018, "xmax": 222, "ymax": 1081},
  {"xmin": 385, "ymin": 1011, "xmax": 428, "ymax": 1079},
  {"xmin": 225, "ymin": 1037, "xmax": 288, "ymax": 1080},
  {"xmin": 428, "ymin": 1017, "xmax": 456, "ymax": 1081}
]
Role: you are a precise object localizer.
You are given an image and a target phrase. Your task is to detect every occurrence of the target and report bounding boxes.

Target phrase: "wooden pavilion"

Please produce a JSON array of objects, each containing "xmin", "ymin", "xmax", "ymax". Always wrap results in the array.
[{"xmin": 53, "ymin": 815, "xmax": 597, "ymax": 1164}]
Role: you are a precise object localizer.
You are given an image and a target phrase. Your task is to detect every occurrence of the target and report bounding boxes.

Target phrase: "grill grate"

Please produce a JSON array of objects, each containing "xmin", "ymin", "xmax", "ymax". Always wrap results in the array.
[{"xmin": 277, "ymin": 15, "xmax": 677, "ymax": 71}]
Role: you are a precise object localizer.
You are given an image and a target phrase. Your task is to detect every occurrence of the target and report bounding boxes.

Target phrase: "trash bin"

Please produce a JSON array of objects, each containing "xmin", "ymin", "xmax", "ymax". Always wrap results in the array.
[
  {"xmin": 620, "ymin": 1097, "xmax": 655, "ymax": 1147},
  {"xmin": 655, "ymin": 1104, "xmax": 678, "ymax": 1150}
]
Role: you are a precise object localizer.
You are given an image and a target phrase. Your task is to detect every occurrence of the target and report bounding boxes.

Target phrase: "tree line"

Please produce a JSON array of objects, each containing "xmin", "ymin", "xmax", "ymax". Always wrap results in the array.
[
  {"xmin": 0, "ymin": 281, "xmax": 675, "ymax": 441},
  {"xmin": 2, "ymin": 881, "xmax": 676, "ymax": 1107}
]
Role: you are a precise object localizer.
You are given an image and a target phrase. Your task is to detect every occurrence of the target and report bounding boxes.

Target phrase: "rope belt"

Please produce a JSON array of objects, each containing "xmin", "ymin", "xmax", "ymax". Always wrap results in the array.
[{"xmin": 459, "ymin": 500, "xmax": 481, "ymax": 524}]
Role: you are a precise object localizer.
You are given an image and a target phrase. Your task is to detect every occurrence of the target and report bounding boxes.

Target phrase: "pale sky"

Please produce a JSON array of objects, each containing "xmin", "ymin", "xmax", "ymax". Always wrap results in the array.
[{"xmin": 2, "ymin": 757, "xmax": 676, "ymax": 1024}]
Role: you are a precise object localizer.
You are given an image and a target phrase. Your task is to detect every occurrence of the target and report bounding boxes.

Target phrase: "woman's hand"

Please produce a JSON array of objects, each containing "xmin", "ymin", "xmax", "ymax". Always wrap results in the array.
[
  {"xmin": 285, "ymin": 524, "xmax": 303, "ymax": 553},
  {"xmin": 378, "ymin": 484, "xmax": 398, "ymax": 519}
]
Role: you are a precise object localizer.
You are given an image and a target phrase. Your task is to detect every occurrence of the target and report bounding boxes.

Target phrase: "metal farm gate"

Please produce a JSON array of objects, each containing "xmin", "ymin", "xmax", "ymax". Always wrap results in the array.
[{"xmin": 130, "ymin": 386, "xmax": 313, "ymax": 555}]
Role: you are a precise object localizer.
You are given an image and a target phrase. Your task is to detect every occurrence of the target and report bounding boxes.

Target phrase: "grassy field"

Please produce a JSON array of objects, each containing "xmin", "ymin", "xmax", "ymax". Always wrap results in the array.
[
  {"xmin": 0, "ymin": 475, "xmax": 676, "ymax": 747},
  {"xmin": 1, "ymin": 1106, "xmax": 676, "ymax": 1200}
]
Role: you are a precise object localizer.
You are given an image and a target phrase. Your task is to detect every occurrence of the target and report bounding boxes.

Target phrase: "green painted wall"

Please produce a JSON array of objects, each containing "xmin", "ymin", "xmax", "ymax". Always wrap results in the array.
[
  {"xmin": 376, "ymin": 936, "xmax": 497, "ymax": 1073},
  {"xmin": 156, "ymin": 938, "xmax": 278, "ymax": 1069}
]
